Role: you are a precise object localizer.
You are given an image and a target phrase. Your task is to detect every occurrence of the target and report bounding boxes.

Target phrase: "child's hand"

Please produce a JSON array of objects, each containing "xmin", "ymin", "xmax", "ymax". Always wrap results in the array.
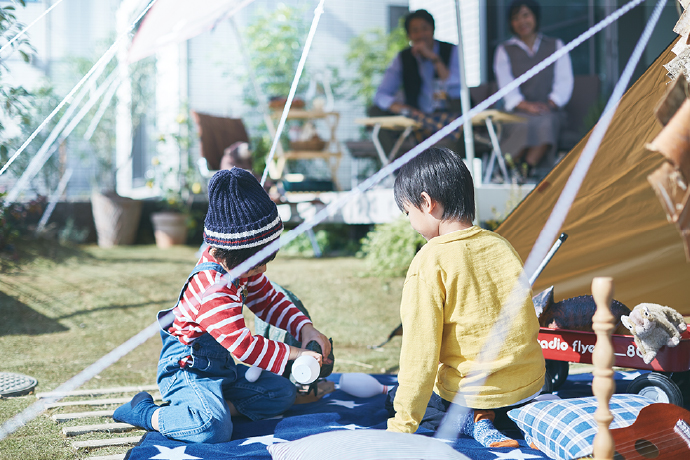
[
  {"xmin": 289, "ymin": 347, "xmax": 324, "ymax": 366},
  {"xmin": 299, "ymin": 324, "xmax": 333, "ymax": 365}
]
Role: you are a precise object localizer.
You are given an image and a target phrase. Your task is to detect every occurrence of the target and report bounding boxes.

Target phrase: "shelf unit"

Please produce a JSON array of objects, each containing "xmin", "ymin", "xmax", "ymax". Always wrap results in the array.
[{"xmin": 270, "ymin": 109, "xmax": 342, "ymax": 190}]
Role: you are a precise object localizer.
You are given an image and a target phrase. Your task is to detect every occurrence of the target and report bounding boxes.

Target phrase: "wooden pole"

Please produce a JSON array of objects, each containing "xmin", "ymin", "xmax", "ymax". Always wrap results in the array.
[{"xmin": 591, "ymin": 277, "xmax": 616, "ymax": 460}]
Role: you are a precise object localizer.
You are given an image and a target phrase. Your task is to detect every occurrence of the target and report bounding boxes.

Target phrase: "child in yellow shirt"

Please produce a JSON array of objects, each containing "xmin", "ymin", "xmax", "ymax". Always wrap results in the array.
[{"xmin": 386, "ymin": 147, "xmax": 545, "ymax": 447}]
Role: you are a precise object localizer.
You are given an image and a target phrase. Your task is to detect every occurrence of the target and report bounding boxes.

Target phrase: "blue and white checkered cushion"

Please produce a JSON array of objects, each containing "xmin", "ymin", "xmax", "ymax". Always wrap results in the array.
[{"xmin": 508, "ymin": 394, "xmax": 654, "ymax": 460}]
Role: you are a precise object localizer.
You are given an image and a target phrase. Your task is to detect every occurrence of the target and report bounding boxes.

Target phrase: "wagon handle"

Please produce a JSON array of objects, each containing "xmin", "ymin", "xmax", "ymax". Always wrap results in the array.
[{"xmin": 529, "ymin": 233, "xmax": 568, "ymax": 287}]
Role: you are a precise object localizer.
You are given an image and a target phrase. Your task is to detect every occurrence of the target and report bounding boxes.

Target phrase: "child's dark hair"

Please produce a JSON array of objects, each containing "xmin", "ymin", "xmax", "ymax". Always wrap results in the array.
[
  {"xmin": 212, "ymin": 243, "xmax": 277, "ymax": 271},
  {"xmin": 404, "ymin": 9, "xmax": 435, "ymax": 34},
  {"xmin": 394, "ymin": 147, "xmax": 475, "ymax": 222}
]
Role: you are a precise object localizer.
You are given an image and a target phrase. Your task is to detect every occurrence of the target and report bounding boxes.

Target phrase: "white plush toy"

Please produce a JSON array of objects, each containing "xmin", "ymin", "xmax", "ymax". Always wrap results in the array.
[{"xmin": 621, "ymin": 303, "xmax": 687, "ymax": 364}]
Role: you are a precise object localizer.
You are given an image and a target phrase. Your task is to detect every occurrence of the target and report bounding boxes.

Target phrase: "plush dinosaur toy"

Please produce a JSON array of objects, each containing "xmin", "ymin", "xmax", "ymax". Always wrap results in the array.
[{"xmin": 620, "ymin": 303, "xmax": 687, "ymax": 364}]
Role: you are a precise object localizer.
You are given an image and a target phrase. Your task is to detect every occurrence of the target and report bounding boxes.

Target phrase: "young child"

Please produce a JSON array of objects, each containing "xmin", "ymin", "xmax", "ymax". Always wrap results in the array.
[
  {"xmin": 386, "ymin": 147, "xmax": 544, "ymax": 447},
  {"xmin": 114, "ymin": 167, "xmax": 331, "ymax": 443}
]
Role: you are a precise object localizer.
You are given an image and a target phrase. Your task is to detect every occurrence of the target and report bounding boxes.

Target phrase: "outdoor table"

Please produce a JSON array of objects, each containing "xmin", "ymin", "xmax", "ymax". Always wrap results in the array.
[{"xmin": 354, "ymin": 109, "xmax": 525, "ymax": 183}]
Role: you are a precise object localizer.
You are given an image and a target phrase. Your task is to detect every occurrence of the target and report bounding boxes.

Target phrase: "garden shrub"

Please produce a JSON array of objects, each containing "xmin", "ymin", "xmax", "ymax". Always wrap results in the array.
[
  {"xmin": 357, "ymin": 216, "xmax": 426, "ymax": 278},
  {"xmin": 281, "ymin": 225, "xmax": 361, "ymax": 257},
  {"xmin": 0, "ymin": 192, "xmax": 46, "ymax": 251},
  {"xmin": 58, "ymin": 217, "xmax": 89, "ymax": 244}
]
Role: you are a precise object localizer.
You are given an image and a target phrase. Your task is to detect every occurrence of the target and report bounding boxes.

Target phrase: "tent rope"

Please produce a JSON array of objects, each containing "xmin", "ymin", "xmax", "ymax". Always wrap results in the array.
[
  {"xmin": 25, "ymin": 71, "xmax": 122, "ymax": 200},
  {"xmin": 435, "ymin": 0, "xmax": 668, "ymax": 442},
  {"xmin": 219, "ymin": 0, "xmax": 650, "ymax": 290},
  {"xmin": 83, "ymin": 74, "xmax": 123, "ymax": 141},
  {"xmin": 0, "ymin": 0, "xmax": 158, "ymax": 187},
  {"xmin": 3, "ymin": 60, "xmax": 114, "ymax": 204},
  {"xmin": 0, "ymin": 0, "xmax": 65, "ymax": 56},
  {"xmin": 0, "ymin": 0, "xmax": 655, "ymax": 442},
  {"xmin": 259, "ymin": 0, "xmax": 326, "ymax": 187}
]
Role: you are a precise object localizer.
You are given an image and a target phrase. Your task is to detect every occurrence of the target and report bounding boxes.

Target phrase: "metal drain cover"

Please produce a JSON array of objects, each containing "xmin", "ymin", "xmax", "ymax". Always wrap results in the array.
[{"xmin": 0, "ymin": 372, "xmax": 38, "ymax": 397}]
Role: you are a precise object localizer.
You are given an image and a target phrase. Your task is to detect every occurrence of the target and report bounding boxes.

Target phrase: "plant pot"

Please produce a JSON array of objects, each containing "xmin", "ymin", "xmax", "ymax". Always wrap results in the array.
[
  {"xmin": 91, "ymin": 192, "xmax": 143, "ymax": 247},
  {"xmin": 151, "ymin": 211, "xmax": 188, "ymax": 249}
]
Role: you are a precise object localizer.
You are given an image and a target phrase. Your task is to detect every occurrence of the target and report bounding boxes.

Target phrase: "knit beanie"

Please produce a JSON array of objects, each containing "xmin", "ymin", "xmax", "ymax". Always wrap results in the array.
[{"xmin": 203, "ymin": 168, "xmax": 283, "ymax": 250}]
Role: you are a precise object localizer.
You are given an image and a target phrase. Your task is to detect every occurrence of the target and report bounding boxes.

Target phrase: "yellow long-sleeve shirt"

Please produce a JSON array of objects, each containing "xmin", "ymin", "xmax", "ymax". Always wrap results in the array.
[{"xmin": 387, "ymin": 226, "xmax": 545, "ymax": 433}]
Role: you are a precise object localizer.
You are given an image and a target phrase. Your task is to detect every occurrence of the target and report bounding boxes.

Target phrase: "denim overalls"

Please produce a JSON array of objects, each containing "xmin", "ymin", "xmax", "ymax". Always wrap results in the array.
[{"xmin": 154, "ymin": 262, "xmax": 297, "ymax": 443}]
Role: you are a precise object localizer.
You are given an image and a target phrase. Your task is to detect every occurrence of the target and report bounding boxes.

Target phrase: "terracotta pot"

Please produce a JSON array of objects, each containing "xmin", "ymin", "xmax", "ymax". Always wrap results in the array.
[
  {"xmin": 151, "ymin": 211, "xmax": 188, "ymax": 249},
  {"xmin": 91, "ymin": 192, "xmax": 142, "ymax": 247}
]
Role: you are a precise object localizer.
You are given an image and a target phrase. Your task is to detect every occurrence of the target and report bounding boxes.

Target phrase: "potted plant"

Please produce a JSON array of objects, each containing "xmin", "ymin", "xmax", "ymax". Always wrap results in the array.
[
  {"xmin": 75, "ymin": 53, "xmax": 155, "ymax": 247},
  {"xmin": 147, "ymin": 111, "xmax": 204, "ymax": 249},
  {"xmin": 146, "ymin": 156, "xmax": 204, "ymax": 248}
]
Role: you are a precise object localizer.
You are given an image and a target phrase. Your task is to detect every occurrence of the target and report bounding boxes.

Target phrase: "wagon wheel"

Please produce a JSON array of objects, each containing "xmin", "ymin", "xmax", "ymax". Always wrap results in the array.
[
  {"xmin": 627, "ymin": 372, "xmax": 683, "ymax": 406},
  {"xmin": 545, "ymin": 360, "xmax": 569, "ymax": 390},
  {"xmin": 663, "ymin": 370, "xmax": 690, "ymax": 389},
  {"xmin": 664, "ymin": 370, "xmax": 690, "ymax": 402}
]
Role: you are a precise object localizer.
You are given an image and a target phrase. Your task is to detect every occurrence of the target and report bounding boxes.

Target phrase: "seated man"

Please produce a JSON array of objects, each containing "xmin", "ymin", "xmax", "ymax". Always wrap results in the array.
[{"xmin": 370, "ymin": 9, "xmax": 465, "ymax": 156}]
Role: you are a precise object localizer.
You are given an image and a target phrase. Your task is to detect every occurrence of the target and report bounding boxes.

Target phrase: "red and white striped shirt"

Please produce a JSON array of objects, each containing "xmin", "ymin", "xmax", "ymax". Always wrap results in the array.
[{"xmin": 168, "ymin": 248, "xmax": 311, "ymax": 376}]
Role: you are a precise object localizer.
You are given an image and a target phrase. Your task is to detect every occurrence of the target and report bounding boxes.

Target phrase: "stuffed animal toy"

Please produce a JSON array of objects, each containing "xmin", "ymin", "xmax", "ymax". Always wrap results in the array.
[
  {"xmin": 620, "ymin": 303, "xmax": 687, "ymax": 364},
  {"xmin": 533, "ymin": 286, "xmax": 631, "ymax": 334}
]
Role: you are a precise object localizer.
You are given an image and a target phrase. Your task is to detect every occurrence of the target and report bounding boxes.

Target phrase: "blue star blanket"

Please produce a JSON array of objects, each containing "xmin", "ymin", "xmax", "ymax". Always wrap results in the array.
[{"xmin": 123, "ymin": 370, "xmax": 648, "ymax": 460}]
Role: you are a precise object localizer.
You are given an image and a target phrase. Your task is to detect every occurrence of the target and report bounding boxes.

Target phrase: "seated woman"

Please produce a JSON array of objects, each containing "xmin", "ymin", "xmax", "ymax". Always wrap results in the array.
[{"xmin": 494, "ymin": 0, "xmax": 573, "ymax": 179}]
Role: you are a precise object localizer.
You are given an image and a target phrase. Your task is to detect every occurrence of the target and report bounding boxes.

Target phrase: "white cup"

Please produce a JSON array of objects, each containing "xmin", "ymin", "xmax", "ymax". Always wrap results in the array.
[{"xmin": 292, "ymin": 355, "xmax": 320, "ymax": 384}]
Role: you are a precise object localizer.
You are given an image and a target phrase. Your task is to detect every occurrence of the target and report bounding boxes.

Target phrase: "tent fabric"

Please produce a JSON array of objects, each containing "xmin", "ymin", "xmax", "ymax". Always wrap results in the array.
[
  {"xmin": 128, "ymin": 0, "xmax": 240, "ymax": 63},
  {"xmin": 496, "ymin": 38, "xmax": 690, "ymax": 314},
  {"xmin": 192, "ymin": 111, "xmax": 250, "ymax": 171}
]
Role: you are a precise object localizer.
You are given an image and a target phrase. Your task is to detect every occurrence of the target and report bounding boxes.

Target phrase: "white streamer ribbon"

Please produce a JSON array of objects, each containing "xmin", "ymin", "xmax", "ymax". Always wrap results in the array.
[{"xmin": 260, "ymin": 0, "xmax": 326, "ymax": 186}]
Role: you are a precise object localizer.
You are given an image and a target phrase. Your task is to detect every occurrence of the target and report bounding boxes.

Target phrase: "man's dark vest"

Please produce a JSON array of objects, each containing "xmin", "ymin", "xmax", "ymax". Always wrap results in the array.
[{"xmin": 400, "ymin": 40, "xmax": 453, "ymax": 109}]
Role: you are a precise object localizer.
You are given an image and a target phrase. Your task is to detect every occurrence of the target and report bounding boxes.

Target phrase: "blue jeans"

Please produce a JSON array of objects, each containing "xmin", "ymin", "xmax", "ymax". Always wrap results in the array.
[
  {"xmin": 155, "ymin": 323, "xmax": 296, "ymax": 443},
  {"xmin": 154, "ymin": 261, "xmax": 297, "ymax": 443}
]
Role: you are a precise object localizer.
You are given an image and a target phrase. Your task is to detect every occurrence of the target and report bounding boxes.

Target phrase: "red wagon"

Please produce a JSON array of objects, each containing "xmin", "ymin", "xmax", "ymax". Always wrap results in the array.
[{"xmin": 539, "ymin": 326, "xmax": 690, "ymax": 405}]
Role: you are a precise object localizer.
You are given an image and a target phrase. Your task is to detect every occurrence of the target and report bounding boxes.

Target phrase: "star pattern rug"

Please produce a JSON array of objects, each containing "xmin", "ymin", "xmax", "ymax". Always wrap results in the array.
[{"xmin": 123, "ymin": 370, "xmax": 651, "ymax": 460}]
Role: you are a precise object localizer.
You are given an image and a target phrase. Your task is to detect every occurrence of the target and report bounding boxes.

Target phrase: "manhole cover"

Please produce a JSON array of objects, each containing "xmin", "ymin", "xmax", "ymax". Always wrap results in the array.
[{"xmin": 0, "ymin": 372, "xmax": 38, "ymax": 397}]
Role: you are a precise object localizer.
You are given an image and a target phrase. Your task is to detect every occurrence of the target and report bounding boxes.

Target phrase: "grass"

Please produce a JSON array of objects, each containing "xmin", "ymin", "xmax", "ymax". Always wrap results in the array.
[{"xmin": 0, "ymin": 241, "xmax": 404, "ymax": 459}]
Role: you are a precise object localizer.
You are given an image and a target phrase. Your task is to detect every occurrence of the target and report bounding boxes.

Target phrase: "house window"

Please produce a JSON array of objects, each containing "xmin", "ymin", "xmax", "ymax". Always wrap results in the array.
[{"xmin": 388, "ymin": 5, "xmax": 409, "ymax": 32}]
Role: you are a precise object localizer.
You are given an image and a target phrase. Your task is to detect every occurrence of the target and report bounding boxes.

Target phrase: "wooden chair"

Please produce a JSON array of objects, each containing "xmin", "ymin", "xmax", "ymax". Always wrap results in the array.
[{"xmin": 191, "ymin": 111, "xmax": 250, "ymax": 178}]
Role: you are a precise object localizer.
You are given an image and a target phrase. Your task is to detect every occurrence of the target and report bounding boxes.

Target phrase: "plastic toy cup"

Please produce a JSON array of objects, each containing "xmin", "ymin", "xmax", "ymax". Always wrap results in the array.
[{"xmin": 292, "ymin": 355, "xmax": 320, "ymax": 384}]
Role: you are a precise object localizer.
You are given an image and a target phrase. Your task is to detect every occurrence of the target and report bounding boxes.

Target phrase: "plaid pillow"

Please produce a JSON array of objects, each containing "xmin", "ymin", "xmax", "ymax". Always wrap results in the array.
[{"xmin": 508, "ymin": 394, "xmax": 653, "ymax": 460}]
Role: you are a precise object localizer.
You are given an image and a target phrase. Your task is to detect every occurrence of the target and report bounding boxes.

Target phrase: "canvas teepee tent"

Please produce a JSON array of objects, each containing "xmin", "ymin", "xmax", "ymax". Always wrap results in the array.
[{"xmin": 497, "ymin": 38, "xmax": 690, "ymax": 314}]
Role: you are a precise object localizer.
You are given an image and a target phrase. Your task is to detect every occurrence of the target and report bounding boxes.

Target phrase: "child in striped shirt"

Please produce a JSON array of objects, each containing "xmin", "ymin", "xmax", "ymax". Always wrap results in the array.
[{"xmin": 114, "ymin": 168, "xmax": 331, "ymax": 443}]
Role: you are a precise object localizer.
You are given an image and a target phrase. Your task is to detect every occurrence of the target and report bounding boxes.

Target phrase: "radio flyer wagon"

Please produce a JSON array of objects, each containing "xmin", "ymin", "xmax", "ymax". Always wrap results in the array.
[
  {"xmin": 540, "ymin": 327, "xmax": 690, "ymax": 405},
  {"xmin": 530, "ymin": 234, "xmax": 690, "ymax": 405}
]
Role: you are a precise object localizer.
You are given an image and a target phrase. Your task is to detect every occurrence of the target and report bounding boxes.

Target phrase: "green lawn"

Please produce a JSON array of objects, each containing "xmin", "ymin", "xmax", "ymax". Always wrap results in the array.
[{"xmin": 0, "ymin": 242, "xmax": 404, "ymax": 459}]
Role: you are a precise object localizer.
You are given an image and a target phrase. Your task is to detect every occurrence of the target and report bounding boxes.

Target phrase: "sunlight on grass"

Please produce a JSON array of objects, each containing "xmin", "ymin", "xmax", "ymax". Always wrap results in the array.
[{"xmin": 0, "ymin": 243, "xmax": 404, "ymax": 458}]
